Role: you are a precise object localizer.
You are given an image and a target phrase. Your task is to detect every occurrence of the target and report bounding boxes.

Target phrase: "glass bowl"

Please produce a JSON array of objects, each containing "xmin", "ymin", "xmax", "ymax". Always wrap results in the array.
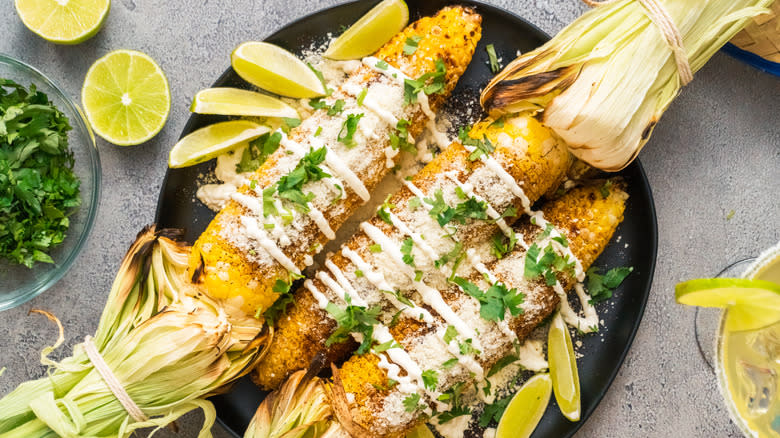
[{"xmin": 0, "ymin": 53, "xmax": 101, "ymax": 311}]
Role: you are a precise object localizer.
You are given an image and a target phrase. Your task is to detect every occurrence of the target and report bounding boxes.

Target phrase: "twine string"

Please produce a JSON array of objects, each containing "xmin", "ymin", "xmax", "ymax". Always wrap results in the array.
[
  {"xmin": 83, "ymin": 336, "xmax": 149, "ymax": 423},
  {"xmin": 582, "ymin": 0, "xmax": 693, "ymax": 85}
]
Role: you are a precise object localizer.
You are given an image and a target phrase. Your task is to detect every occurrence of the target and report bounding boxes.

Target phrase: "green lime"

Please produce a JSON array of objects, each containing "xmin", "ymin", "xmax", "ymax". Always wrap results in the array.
[
  {"xmin": 191, "ymin": 88, "xmax": 299, "ymax": 119},
  {"xmin": 404, "ymin": 424, "xmax": 435, "ymax": 438},
  {"xmin": 168, "ymin": 120, "xmax": 269, "ymax": 168},
  {"xmin": 81, "ymin": 50, "xmax": 170, "ymax": 146},
  {"xmin": 15, "ymin": 0, "xmax": 110, "ymax": 44},
  {"xmin": 324, "ymin": 0, "xmax": 409, "ymax": 60},
  {"xmin": 548, "ymin": 312, "xmax": 581, "ymax": 421},
  {"xmin": 231, "ymin": 42, "xmax": 326, "ymax": 98},
  {"xmin": 676, "ymin": 278, "xmax": 780, "ymax": 331},
  {"xmin": 496, "ymin": 373, "xmax": 552, "ymax": 438}
]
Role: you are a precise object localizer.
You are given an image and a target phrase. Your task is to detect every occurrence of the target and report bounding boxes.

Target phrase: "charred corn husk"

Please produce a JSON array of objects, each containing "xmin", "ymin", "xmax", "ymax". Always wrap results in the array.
[
  {"xmin": 330, "ymin": 182, "xmax": 627, "ymax": 437},
  {"xmin": 251, "ymin": 113, "xmax": 572, "ymax": 390},
  {"xmin": 0, "ymin": 227, "xmax": 268, "ymax": 438},
  {"xmin": 481, "ymin": 0, "xmax": 772, "ymax": 171},
  {"xmin": 244, "ymin": 182, "xmax": 628, "ymax": 438},
  {"xmin": 190, "ymin": 6, "xmax": 482, "ymax": 316}
]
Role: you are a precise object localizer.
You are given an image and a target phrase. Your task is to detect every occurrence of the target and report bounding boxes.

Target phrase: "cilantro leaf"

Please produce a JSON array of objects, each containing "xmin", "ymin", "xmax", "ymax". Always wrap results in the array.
[
  {"xmin": 452, "ymin": 277, "xmax": 525, "ymax": 321},
  {"xmin": 479, "ymin": 395, "xmax": 511, "ymax": 427},
  {"xmin": 403, "ymin": 36, "xmax": 423, "ymax": 55},
  {"xmin": 443, "ymin": 325, "xmax": 459, "ymax": 344},
  {"xmin": 403, "ymin": 58, "xmax": 447, "ymax": 105},
  {"xmin": 586, "ymin": 266, "xmax": 633, "ymax": 303},
  {"xmin": 421, "ymin": 369, "xmax": 438, "ymax": 391},
  {"xmin": 0, "ymin": 79, "xmax": 79, "ymax": 268},
  {"xmin": 325, "ymin": 301, "xmax": 382, "ymax": 354},
  {"xmin": 400, "ymin": 237, "xmax": 415, "ymax": 266},
  {"xmin": 236, "ymin": 131, "xmax": 282, "ymax": 174},
  {"xmin": 403, "ymin": 393, "xmax": 423, "ymax": 412},
  {"xmin": 338, "ymin": 113, "xmax": 364, "ymax": 148}
]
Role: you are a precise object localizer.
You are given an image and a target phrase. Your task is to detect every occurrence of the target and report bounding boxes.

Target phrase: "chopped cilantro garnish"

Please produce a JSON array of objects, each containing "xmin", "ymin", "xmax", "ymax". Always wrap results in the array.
[
  {"xmin": 275, "ymin": 146, "xmax": 330, "ymax": 213},
  {"xmin": 383, "ymin": 289, "xmax": 413, "ymax": 307},
  {"xmin": 357, "ymin": 88, "xmax": 368, "ymax": 106},
  {"xmin": 403, "ymin": 36, "xmax": 422, "ymax": 55},
  {"xmin": 586, "ymin": 266, "xmax": 633, "ymax": 303},
  {"xmin": 424, "ymin": 189, "xmax": 456, "ymax": 226},
  {"xmin": 375, "ymin": 60, "xmax": 389, "ymax": 70},
  {"xmin": 435, "ymin": 241, "xmax": 463, "ymax": 269},
  {"xmin": 403, "ymin": 58, "xmax": 447, "ymax": 105},
  {"xmin": 325, "ymin": 298, "xmax": 382, "ymax": 354},
  {"xmin": 479, "ymin": 395, "xmax": 511, "ymax": 427},
  {"xmin": 314, "ymin": 126, "xmax": 323, "ymax": 137},
  {"xmin": 408, "ymin": 196, "xmax": 422, "ymax": 209},
  {"xmin": 306, "ymin": 63, "xmax": 332, "ymax": 95},
  {"xmin": 369, "ymin": 243, "xmax": 382, "ymax": 253},
  {"xmin": 262, "ymin": 277, "xmax": 295, "ymax": 324},
  {"xmin": 237, "ymin": 131, "xmax": 282, "ymax": 173},
  {"xmin": 354, "ymin": 269, "xmax": 364, "ymax": 278},
  {"xmin": 487, "ymin": 355, "xmax": 519, "ymax": 377},
  {"xmin": 414, "ymin": 270, "xmax": 423, "ymax": 282},
  {"xmin": 373, "ymin": 339, "xmax": 400, "ymax": 353},
  {"xmin": 524, "ymin": 242, "xmax": 575, "ymax": 286},
  {"xmin": 453, "ymin": 197, "xmax": 488, "ymax": 223},
  {"xmin": 262, "ymin": 186, "xmax": 279, "ymax": 217},
  {"xmin": 421, "ymin": 369, "xmax": 438, "ymax": 391},
  {"xmin": 389, "ymin": 119, "xmax": 415, "ymax": 153},
  {"xmin": 442, "ymin": 358, "xmax": 459, "ymax": 369},
  {"xmin": 281, "ymin": 117, "xmax": 301, "ymax": 133},
  {"xmin": 458, "ymin": 338, "xmax": 480, "ymax": 355},
  {"xmin": 458, "ymin": 127, "xmax": 496, "ymax": 161},
  {"xmin": 308, "ymin": 97, "xmax": 345, "ymax": 116},
  {"xmin": 337, "ymin": 113, "xmax": 364, "ymax": 148},
  {"xmin": 436, "ymin": 382, "xmax": 471, "ymax": 423},
  {"xmin": 403, "ymin": 393, "xmax": 423, "ymax": 412},
  {"xmin": 400, "ymin": 237, "xmax": 415, "ymax": 266},
  {"xmin": 486, "ymin": 44, "xmax": 501, "ymax": 73},
  {"xmin": 443, "ymin": 325, "xmax": 458, "ymax": 344},
  {"xmin": 600, "ymin": 180, "xmax": 613, "ymax": 199},
  {"xmin": 452, "ymin": 277, "xmax": 524, "ymax": 321}
]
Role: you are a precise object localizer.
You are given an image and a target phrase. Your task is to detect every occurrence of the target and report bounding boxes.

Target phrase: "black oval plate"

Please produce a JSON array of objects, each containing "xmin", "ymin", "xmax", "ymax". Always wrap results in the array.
[{"xmin": 155, "ymin": 1, "xmax": 658, "ymax": 437}]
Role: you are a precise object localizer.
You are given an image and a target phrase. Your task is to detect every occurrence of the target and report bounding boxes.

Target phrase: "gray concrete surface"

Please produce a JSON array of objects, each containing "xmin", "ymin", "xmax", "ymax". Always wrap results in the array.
[{"xmin": 1, "ymin": 1, "xmax": 778, "ymax": 437}]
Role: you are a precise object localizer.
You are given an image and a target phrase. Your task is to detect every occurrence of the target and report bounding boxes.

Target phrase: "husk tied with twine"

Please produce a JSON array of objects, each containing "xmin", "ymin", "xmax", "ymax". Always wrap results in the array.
[
  {"xmin": 0, "ymin": 226, "xmax": 269, "ymax": 438},
  {"xmin": 481, "ymin": 0, "xmax": 773, "ymax": 171}
]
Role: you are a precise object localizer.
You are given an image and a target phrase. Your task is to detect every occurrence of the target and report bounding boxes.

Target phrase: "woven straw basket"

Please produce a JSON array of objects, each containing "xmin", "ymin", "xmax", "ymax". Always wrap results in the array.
[{"xmin": 730, "ymin": 1, "xmax": 780, "ymax": 63}]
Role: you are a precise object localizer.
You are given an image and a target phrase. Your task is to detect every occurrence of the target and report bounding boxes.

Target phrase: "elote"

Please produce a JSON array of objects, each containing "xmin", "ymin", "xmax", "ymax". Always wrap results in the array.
[
  {"xmin": 252, "ymin": 113, "xmax": 572, "ymax": 390},
  {"xmin": 189, "ymin": 6, "xmax": 483, "ymax": 315},
  {"xmin": 245, "ymin": 181, "xmax": 628, "ymax": 438}
]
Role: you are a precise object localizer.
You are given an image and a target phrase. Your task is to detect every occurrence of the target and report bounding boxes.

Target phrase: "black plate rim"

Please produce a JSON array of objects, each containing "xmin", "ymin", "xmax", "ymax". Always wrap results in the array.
[{"xmin": 153, "ymin": 1, "xmax": 658, "ymax": 436}]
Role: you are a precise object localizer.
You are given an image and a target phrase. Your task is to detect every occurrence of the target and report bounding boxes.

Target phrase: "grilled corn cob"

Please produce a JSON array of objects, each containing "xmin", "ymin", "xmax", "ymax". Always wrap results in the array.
[
  {"xmin": 332, "ymin": 181, "xmax": 628, "ymax": 437},
  {"xmin": 252, "ymin": 113, "xmax": 572, "ymax": 390},
  {"xmin": 189, "ymin": 6, "xmax": 483, "ymax": 315}
]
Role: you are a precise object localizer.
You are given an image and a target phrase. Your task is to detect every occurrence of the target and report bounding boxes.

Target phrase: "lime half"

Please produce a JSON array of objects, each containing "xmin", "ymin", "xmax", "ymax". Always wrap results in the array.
[
  {"xmin": 548, "ymin": 312, "xmax": 581, "ymax": 421},
  {"xmin": 496, "ymin": 373, "xmax": 552, "ymax": 438},
  {"xmin": 15, "ymin": 0, "xmax": 110, "ymax": 44},
  {"xmin": 676, "ymin": 278, "xmax": 780, "ymax": 331},
  {"xmin": 82, "ymin": 50, "xmax": 170, "ymax": 146},
  {"xmin": 324, "ymin": 0, "xmax": 409, "ymax": 60},
  {"xmin": 191, "ymin": 88, "xmax": 299, "ymax": 119},
  {"xmin": 168, "ymin": 120, "xmax": 269, "ymax": 168},
  {"xmin": 232, "ymin": 42, "xmax": 326, "ymax": 98}
]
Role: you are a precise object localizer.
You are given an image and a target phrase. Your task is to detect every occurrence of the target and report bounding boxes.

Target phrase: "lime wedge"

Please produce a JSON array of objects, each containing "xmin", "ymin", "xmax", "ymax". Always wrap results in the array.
[
  {"xmin": 81, "ymin": 50, "xmax": 170, "ymax": 146},
  {"xmin": 231, "ymin": 42, "xmax": 326, "ymax": 98},
  {"xmin": 496, "ymin": 373, "xmax": 552, "ymax": 438},
  {"xmin": 548, "ymin": 312, "xmax": 581, "ymax": 421},
  {"xmin": 15, "ymin": 0, "xmax": 110, "ymax": 44},
  {"xmin": 168, "ymin": 121, "xmax": 269, "ymax": 168},
  {"xmin": 405, "ymin": 424, "xmax": 435, "ymax": 438},
  {"xmin": 324, "ymin": 0, "xmax": 409, "ymax": 60},
  {"xmin": 191, "ymin": 88, "xmax": 299, "ymax": 119},
  {"xmin": 676, "ymin": 278, "xmax": 780, "ymax": 331}
]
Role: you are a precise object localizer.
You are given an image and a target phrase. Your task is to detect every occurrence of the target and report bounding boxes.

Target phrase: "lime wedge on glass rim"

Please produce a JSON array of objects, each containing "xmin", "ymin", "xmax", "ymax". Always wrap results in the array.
[
  {"xmin": 81, "ymin": 50, "xmax": 170, "ymax": 146},
  {"xmin": 324, "ymin": 0, "xmax": 409, "ymax": 60},
  {"xmin": 168, "ymin": 120, "xmax": 269, "ymax": 168},
  {"xmin": 548, "ymin": 312, "xmax": 581, "ymax": 422},
  {"xmin": 496, "ymin": 373, "xmax": 553, "ymax": 438},
  {"xmin": 231, "ymin": 42, "xmax": 326, "ymax": 98},
  {"xmin": 15, "ymin": 0, "xmax": 110, "ymax": 44},
  {"xmin": 676, "ymin": 278, "xmax": 780, "ymax": 331},
  {"xmin": 191, "ymin": 88, "xmax": 299, "ymax": 118}
]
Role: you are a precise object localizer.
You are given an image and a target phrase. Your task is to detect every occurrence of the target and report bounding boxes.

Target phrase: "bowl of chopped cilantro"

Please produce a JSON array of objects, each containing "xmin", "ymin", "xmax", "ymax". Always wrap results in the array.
[{"xmin": 0, "ymin": 54, "xmax": 100, "ymax": 311}]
